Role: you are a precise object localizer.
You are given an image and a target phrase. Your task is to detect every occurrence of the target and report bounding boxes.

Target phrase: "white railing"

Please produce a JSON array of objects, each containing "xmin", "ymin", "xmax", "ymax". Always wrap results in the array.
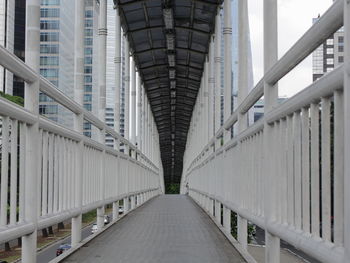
[
  {"xmin": 0, "ymin": 43, "xmax": 163, "ymax": 253},
  {"xmin": 183, "ymin": 1, "xmax": 349, "ymax": 263}
]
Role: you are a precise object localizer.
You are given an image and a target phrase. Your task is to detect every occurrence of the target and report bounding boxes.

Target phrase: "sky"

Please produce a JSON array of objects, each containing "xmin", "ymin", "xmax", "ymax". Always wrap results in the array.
[{"xmin": 247, "ymin": 0, "xmax": 333, "ymax": 98}]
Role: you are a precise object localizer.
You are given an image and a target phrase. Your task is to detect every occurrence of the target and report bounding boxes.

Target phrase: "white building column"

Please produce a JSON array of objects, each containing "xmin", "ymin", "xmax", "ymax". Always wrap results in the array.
[
  {"xmin": 236, "ymin": 0, "xmax": 250, "ymax": 250},
  {"xmin": 208, "ymin": 36, "xmax": 215, "ymax": 140},
  {"xmin": 114, "ymin": 3, "xmax": 121, "ymax": 138},
  {"xmin": 223, "ymin": 0, "xmax": 232, "ymax": 143},
  {"xmin": 22, "ymin": 1, "xmax": 40, "ymax": 262},
  {"xmin": 97, "ymin": 0, "xmax": 107, "ymax": 231},
  {"xmin": 124, "ymin": 37, "xmax": 130, "ymax": 141},
  {"xmin": 112, "ymin": 3, "xmax": 122, "ymax": 221},
  {"xmin": 214, "ymin": 10, "xmax": 222, "ymax": 150},
  {"xmin": 344, "ymin": 0, "xmax": 350, "ymax": 260},
  {"xmin": 131, "ymin": 58, "xmax": 136, "ymax": 144},
  {"xmin": 71, "ymin": 0, "xmax": 85, "ymax": 246},
  {"xmin": 263, "ymin": 0, "xmax": 280, "ymax": 262},
  {"xmin": 137, "ymin": 74, "xmax": 142, "ymax": 150},
  {"xmin": 222, "ymin": 0, "xmax": 232, "ymax": 235}
]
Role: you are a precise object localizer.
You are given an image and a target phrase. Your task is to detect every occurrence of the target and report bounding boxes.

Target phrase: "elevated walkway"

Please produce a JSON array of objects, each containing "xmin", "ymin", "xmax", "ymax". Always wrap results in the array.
[{"xmin": 62, "ymin": 195, "xmax": 246, "ymax": 263}]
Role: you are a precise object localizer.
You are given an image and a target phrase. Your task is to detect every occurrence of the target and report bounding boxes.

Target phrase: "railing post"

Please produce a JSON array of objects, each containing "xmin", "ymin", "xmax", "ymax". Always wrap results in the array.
[
  {"xmin": 71, "ymin": 0, "xmax": 85, "ymax": 247},
  {"xmin": 236, "ymin": 0, "xmax": 250, "ymax": 250},
  {"xmin": 22, "ymin": 1, "xmax": 40, "ymax": 262},
  {"xmin": 344, "ymin": 0, "xmax": 350, "ymax": 260},
  {"xmin": 214, "ymin": 8, "xmax": 222, "ymax": 140},
  {"xmin": 263, "ymin": 0, "xmax": 280, "ymax": 262},
  {"xmin": 97, "ymin": 0, "xmax": 107, "ymax": 231},
  {"xmin": 114, "ymin": 2, "xmax": 121, "ymax": 147},
  {"xmin": 223, "ymin": 0, "xmax": 232, "ymax": 143}
]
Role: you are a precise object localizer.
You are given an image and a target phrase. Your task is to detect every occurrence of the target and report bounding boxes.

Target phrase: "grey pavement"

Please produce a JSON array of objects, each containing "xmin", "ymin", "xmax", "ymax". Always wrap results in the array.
[{"xmin": 63, "ymin": 195, "xmax": 246, "ymax": 263}]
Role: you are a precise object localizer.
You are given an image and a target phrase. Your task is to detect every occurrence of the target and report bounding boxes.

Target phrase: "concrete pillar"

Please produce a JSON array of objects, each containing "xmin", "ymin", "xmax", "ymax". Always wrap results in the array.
[
  {"xmin": 208, "ymin": 37, "xmax": 215, "ymax": 139},
  {"xmin": 22, "ymin": 1, "xmax": 40, "ymax": 261},
  {"xmin": 223, "ymin": 206, "xmax": 231, "ymax": 234},
  {"xmin": 71, "ymin": 0, "xmax": 85, "ymax": 247},
  {"xmin": 263, "ymin": 0, "xmax": 280, "ymax": 262},
  {"xmin": 124, "ymin": 37, "xmax": 130, "ymax": 140},
  {"xmin": 112, "ymin": 201, "xmax": 118, "ymax": 220},
  {"xmin": 137, "ymin": 74, "xmax": 142, "ymax": 149},
  {"xmin": 214, "ymin": 10, "xmax": 222, "ymax": 151},
  {"xmin": 223, "ymin": 0, "xmax": 232, "ymax": 143},
  {"xmin": 114, "ymin": 4, "xmax": 121, "ymax": 143},
  {"xmin": 344, "ymin": 0, "xmax": 350, "ymax": 260},
  {"xmin": 131, "ymin": 59, "xmax": 136, "ymax": 144},
  {"xmin": 124, "ymin": 197, "xmax": 129, "ymax": 214},
  {"xmin": 236, "ymin": 0, "xmax": 249, "ymax": 250},
  {"xmin": 98, "ymin": 0, "xmax": 107, "ymax": 121}
]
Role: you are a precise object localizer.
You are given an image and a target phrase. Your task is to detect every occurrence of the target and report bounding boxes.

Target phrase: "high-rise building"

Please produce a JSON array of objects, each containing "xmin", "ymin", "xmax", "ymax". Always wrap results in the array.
[
  {"xmin": 0, "ymin": 0, "xmax": 15, "ymax": 95},
  {"xmin": 312, "ymin": 12, "xmax": 344, "ymax": 82},
  {"xmin": 39, "ymin": 0, "xmax": 75, "ymax": 126}
]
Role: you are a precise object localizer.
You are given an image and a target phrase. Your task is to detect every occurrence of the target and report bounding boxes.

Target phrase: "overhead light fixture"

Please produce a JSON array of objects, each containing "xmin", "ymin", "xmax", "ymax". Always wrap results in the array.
[
  {"xmin": 168, "ymin": 53, "xmax": 175, "ymax": 66},
  {"xmin": 170, "ymin": 80, "xmax": 176, "ymax": 89},
  {"xmin": 171, "ymin": 90, "xmax": 176, "ymax": 98},
  {"xmin": 163, "ymin": 9, "xmax": 174, "ymax": 29},
  {"xmin": 166, "ymin": 34, "xmax": 175, "ymax": 51},
  {"xmin": 169, "ymin": 69, "xmax": 175, "ymax": 79}
]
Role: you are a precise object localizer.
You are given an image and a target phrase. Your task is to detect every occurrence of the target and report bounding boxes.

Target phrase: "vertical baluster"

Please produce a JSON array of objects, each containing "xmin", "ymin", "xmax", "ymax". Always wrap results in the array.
[
  {"xmin": 288, "ymin": 116, "xmax": 293, "ymax": 224},
  {"xmin": 48, "ymin": 133, "xmax": 54, "ymax": 214},
  {"xmin": 321, "ymin": 97, "xmax": 331, "ymax": 241},
  {"xmin": 19, "ymin": 123, "xmax": 26, "ymax": 222},
  {"xmin": 310, "ymin": 102, "xmax": 320, "ymax": 236},
  {"xmin": 294, "ymin": 111, "xmax": 302, "ymax": 230},
  {"xmin": 0, "ymin": 116, "xmax": 9, "ymax": 226},
  {"xmin": 42, "ymin": 131, "xmax": 48, "ymax": 216},
  {"xmin": 53, "ymin": 135, "xmax": 59, "ymax": 212},
  {"xmin": 301, "ymin": 107, "xmax": 310, "ymax": 233},
  {"xmin": 10, "ymin": 119, "xmax": 18, "ymax": 224},
  {"xmin": 334, "ymin": 90, "xmax": 344, "ymax": 246}
]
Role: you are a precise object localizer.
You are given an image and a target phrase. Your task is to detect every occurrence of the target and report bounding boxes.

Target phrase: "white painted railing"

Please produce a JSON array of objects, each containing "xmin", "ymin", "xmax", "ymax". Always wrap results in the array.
[
  {"xmin": 0, "ymin": 42, "xmax": 162, "ymax": 256},
  {"xmin": 183, "ymin": 1, "xmax": 349, "ymax": 262}
]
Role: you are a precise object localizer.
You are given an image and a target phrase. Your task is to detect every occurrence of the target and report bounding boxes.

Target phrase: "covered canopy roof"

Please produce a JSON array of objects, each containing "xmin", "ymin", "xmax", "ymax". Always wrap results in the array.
[{"xmin": 115, "ymin": 0, "xmax": 222, "ymax": 185}]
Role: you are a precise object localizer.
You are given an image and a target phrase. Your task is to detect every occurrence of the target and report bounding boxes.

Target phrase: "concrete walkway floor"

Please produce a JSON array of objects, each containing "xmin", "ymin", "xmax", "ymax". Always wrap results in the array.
[{"xmin": 63, "ymin": 195, "xmax": 246, "ymax": 263}]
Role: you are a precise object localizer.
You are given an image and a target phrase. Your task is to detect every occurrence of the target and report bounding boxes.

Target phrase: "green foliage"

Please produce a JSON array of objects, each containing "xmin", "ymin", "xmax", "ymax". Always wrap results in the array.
[
  {"xmin": 230, "ymin": 212, "xmax": 256, "ymax": 243},
  {"xmin": 0, "ymin": 91, "xmax": 24, "ymax": 106},
  {"xmin": 82, "ymin": 210, "xmax": 97, "ymax": 223},
  {"xmin": 165, "ymin": 183, "xmax": 180, "ymax": 194}
]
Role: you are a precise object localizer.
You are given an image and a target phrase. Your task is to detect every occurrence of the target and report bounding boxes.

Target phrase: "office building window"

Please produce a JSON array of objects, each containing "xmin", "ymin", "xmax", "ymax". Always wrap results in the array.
[
  {"xmin": 85, "ymin": 19, "xmax": 93, "ymax": 27},
  {"xmin": 84, "ymin": 103, "xmax": 92, "ymax": 111},
  {"xmin": 85, "ymin": 29, "xmax": 93, "ymax": 37},
  {"xmin": 40, "ymin": 44, "xmax": 59, "ymax": 54},
  {"xmin": 85, "ymin": 47, "xmax": 92, "ymax": 55},
  {"xmin": 41, "ymin": 0, "xmax": 60, "ymax": 5},
  {"xmin": 85, "ymin": 38, "xmax": 93, "ymax": 46},
  {"xmin": 84, "ymin": 66, "xmax": 92, "ymax": 74},
  {"xmin": 40, "ymin": 68, "xmax": 59, "ymax": 78},
  {"xmin": 39, "ymin": 105, "xmax": 58, "ymax": 114},
  {"xmin": 40, "ymin": 20, "xmax": 59, "ymax": 30},
  {"xmin": 339, "ymin": 56, "xmax": 344, "ymax": 63},
  {"xmin": 40, "ymin": 32, "xmax": 59, "ymax": 42},
  {"xmin": 84, "ymin": 85, "xmax": 92, "ymax": 92},
  {"xmin": 40, "ymin": 56, "xmax": 59, "ymax": 66},
  {"xmin": 85, "ymin": 10, "xmax": 93, "ymax": 18},
  {"xmin": 84, "ymin": 57, "xmax": 92, "ymax": 64},
  {"xmin": 338, "ymin": 36, "xmax": 344, "ymax": 43},
  {"xmin": 339, "ymin": 45, "xmax": 344, "ymax": 52},
  {"xmin": 84, "ymin": 94, "xmax": 92, "ymax": 102},
  {"xmin": 40, "ymin": 8, "xmax": 60, "ymax": 18},
  {"xmin": 84, "ymin": 75, "xmax": 92, "ymax": 83}
]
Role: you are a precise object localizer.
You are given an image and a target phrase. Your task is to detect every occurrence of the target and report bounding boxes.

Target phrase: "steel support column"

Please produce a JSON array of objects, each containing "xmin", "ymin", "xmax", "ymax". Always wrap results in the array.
[
  {"xmin": 131, "ymin": 58, "xmax": 136, "ymax": 144},
  {"xmin": 124, "ymin": 37, "xmax": 130, "ymax": 140},
  {"xmin": 71, "ymin": 0, "xmax": 85, "ymax": 246},
  {"xmin": 263, "ymin": 0, "xmax": 280, "ymax": 262},
  {"xmin": 344, "ymin": 0, "xmax": 350, "ymax": 260},
  {"xmin": 22, "ymin": 1, "xmax": 40, "ymax": 261},
  {"xmin": 223, "ymin": 0, "xmax": 232, "ymax": 143}
]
